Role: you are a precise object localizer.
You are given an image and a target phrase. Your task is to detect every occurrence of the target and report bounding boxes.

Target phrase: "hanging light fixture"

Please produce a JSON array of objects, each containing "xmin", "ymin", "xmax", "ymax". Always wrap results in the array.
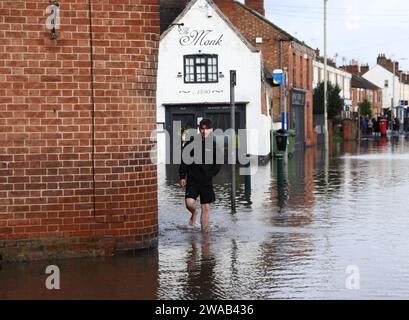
[{"xmin": 48, "ymin": 1, "xmax": 60, "ymax": 40}]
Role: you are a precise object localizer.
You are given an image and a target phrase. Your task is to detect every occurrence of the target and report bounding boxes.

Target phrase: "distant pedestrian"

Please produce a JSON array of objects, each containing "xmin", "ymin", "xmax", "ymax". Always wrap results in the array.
[
  {"xmin": 367, "ymin": 116, "xmax": 373, "ymax": 135},
  {"xmin": 361, "ymin": 116, "xmax": 368, "ymax": 136},
  {"xmin": 372, "ymin": 117, "xmax": 379, "ymax": 136},
  {"xmin": 393, "ymin": 117, "xmax": 400, "ymax": 133},
  {"xmin": 364, "ymin": 116, "xmax": 370, "ymax": 135}
]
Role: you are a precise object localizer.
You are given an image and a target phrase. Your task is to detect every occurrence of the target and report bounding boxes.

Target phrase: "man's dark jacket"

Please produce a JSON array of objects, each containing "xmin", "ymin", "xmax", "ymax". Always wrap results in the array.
[{"xmin": 179, "ymin": 135, "xmax": 222, "ymax": 186}]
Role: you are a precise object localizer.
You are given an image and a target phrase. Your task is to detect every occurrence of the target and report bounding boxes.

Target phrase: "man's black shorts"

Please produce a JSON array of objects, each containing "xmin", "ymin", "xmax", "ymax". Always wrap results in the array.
[{"xmin": 185, "ymin": 183, "xmax": 215, "ymax": 204}]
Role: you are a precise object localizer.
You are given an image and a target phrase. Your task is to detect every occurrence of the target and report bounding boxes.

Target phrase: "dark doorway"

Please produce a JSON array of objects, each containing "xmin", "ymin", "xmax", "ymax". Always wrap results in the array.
[
  {"xmin": 290, "ymin": 89, "xmax": 306, "ymax": 150},
  {"xmin": 165, "ymin": 104, "xmax": 246, "ymax": 164}
]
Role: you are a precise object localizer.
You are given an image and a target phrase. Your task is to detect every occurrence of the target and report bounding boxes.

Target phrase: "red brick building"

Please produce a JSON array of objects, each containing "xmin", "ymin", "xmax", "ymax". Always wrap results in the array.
[
  {"xmin": 351, "ymin": 74, "xmax": 382, "ymax": 116},
  {"xmin": 0, "ymin": 0, "xmax": 159, "ymax": 261},
  {"xmin": 213, "ymin": 0, "xmax": 316, "ymax": 148}
]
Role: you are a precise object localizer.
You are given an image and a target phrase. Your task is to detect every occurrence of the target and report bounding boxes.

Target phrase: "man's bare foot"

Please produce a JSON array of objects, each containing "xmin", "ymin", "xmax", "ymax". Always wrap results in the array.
[{"xmin": 188, "ymin": 212, "xmax": 197, "ymax": 226}]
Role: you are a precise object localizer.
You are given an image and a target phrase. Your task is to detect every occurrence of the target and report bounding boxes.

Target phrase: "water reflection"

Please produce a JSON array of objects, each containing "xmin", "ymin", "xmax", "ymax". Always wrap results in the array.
[
  {"xmin": 378, "ymin": 136, "xmax": 388, "ymax": 148},
  {"xmin": 184, "ymin": 234, "xmax": 222, "ymax": 300},
  {"xmin": 3, "ymin": 139, "xmax": 409, "ymax": 299},
  {"xmin": 236, "ymin": 172, "xmax": 253, "ymax": 207},
  {"xmin": 0, "ymin": 251, "xmax": 159, "ymax": 300},
  {"xmin": 158, "ymin": 138, "xmax": 409, "ymax": 299},
  {"xmin": 275, "ymin": 158, "xmax": 288, "ymax": 210},
  {"xmin": 267, "ymin": 148, "xmax": 315, "ymax": 228},
  {"xmin": 256, "ymin": 231, "xmax": 315, "ymax": 299}
]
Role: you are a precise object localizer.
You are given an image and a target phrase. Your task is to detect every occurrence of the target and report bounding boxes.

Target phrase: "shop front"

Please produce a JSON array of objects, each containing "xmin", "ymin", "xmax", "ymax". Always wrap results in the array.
[{"xmin": 164, "ymin": 103, "xmax": 246, "ymax": 162}]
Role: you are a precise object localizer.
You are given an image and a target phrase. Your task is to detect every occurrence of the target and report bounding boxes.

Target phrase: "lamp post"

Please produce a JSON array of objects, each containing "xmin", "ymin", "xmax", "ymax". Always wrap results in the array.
[
  {"xmin": 323, "ymin": 0, "xmax": 330, "ymax": 203},
  {"xmin": 398, "ymin": 59, "xmax": 407, "ymax": 126},
  {"xmin": 392, "ymin": 57, "xmax": 396, "ymax": 130},
  {"xmin": 391, "ymin": 56, "xmax": 407, "ymax": 130},
  {"xmin": 230, "ymin": 70, "xmax": 236, "ymax": 214},
  {"xmin": 323, "ymin": 0, "xmax": 329, "ymax": 149}
]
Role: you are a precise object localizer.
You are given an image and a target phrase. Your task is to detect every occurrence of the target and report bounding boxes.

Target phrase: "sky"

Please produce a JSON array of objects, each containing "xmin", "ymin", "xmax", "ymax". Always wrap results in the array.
[{"xmin": 237, "ymin": 0, "xmax": 409, "ymax": 71}]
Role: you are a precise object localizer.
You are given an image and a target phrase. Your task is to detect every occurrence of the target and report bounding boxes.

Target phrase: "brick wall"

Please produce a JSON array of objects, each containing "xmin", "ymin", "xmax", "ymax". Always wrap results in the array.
[
  {"xmin": 0, "ymin": 0, "xmax": 159, "ymax": 261},
  {"xmin": 373, "ymin": 89, "xmax": 382, "ymax": 116},
  {"xmin": 214, "ymin": 0, "xmax": 315, "ymax": 146},
  {"xmin": 351, "ymin": 87, "xmax": 382, "ymax": 116},
  {"xmin": 343, "ymin": 119, "xmax": 358, "ymax": 141},
  {"xmin": 261, "ymin": 83, "xmax": 267, "ymax": 115}
]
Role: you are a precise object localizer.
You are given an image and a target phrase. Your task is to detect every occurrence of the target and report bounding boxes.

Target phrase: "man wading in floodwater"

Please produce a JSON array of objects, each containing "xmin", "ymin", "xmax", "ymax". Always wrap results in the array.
[{"xmin": 179, "ymin": 119, "xmax": 222, "ymax": 232}]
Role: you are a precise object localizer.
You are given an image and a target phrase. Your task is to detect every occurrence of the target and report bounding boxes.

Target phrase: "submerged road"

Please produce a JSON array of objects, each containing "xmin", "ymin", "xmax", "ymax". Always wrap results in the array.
[{"xmin": 1, "ymin": 137, "xmax": 409, "ymax": 299}]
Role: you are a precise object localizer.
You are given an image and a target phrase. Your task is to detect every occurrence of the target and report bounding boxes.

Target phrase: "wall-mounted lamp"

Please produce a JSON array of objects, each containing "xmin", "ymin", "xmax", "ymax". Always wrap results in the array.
[
  {"xmin": 157, "ymin": 122, "xmax": 165, "ymax": 132},
  {"xmin": 177, "ymin": 72, "xmax": 183, "ymax": 78},
  {"xmin": 219, "ymin": 72, "xmax": 224, "ymax": 78},
  {"xmin": 171, "ymin": 22, "xmax": 184, "ymax": 33},
  {"xmin": 47, "ymin": 1, "xmax": 60, "ymax": 40}
]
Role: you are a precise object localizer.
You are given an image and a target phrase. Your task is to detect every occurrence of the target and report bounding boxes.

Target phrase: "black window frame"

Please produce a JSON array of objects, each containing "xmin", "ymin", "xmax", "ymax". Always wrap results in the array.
[{"xmin": 183, "ymin": 54, "xmax": 219, "ymax": 84}]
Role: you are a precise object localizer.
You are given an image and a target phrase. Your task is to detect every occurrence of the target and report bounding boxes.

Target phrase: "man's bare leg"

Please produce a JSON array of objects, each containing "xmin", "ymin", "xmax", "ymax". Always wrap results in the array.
[
  {"xmin": 185, "ymin": 198, "xmax": 197, "ymax": 226},
  {"xmin": 200, "ymin": 203, "xmax": 210, "ymax": 232}
]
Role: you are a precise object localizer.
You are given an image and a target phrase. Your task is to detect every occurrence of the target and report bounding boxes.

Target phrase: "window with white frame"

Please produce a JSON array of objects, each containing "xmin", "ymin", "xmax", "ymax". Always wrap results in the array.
[
  {"xmin": 313, "ymin": 66, "xmax": 319, "ymax": 86},
  {"xmin": 368, "ymin": 90, "xmax": 373, "ymax": 102},
  {"xmin": 344, "ymin": 78, "xmax": 350, "ymax": 98},
  {"xmin": 330, "ymin": 72, "xmax": 336, "ymax": 85}
]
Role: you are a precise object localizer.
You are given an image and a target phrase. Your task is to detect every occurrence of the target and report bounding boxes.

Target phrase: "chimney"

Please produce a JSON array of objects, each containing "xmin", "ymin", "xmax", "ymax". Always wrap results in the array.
[
  {"xmin": 376, "ymin": 53, "xmax": 398, "ymax": 75},
  {"xmin": 245, "ymin": 0, "xmax": 265, "ymax": 16},
  {"xmin": 315, "ymin": 48, "xmax": 320, "ymax": 58},
  {"xmin": 394, "ymin": 62, "xmax": 399, "ymax": 75},
  {"xmin": 360, "ymin": 64, "xmax": 369, "ymax": 75},
  {"xmin": 377, "ymin": 53, "xmax": 386, "ymax": 65},
  {"xmin": 341, "ymin": 64, "xmax": 360, "ymax": 75}
]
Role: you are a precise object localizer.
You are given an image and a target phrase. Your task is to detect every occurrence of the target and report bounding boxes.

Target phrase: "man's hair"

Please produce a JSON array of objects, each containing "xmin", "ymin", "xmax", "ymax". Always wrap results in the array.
[{"xmin": 199, "ymin": 118, "xmax": 213, "ymax": 129}]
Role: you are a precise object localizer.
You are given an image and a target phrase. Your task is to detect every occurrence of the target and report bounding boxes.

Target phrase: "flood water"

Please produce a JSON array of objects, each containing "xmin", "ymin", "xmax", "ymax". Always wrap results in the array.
[{"xmin": 2, "ymin": 136, "xmax": 409, "ymax": 299}]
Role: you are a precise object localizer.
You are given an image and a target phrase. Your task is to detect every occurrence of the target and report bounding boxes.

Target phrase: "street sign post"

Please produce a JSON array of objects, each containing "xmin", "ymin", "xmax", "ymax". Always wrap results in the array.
[
  {"xmin": 230, "ymin": 70, "xmax": 236, "ymax": 214},
  {"xmin": 273, "ymin": 69, "xmax": 288, "ymax": 130}
]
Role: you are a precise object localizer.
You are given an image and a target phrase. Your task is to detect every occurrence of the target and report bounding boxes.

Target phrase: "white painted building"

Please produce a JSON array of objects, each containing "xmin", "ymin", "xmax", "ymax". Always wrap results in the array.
[
  {"xmin": 362, "ymin": 65, "xmax": 401, "ymax": 109},
  {"xmin": 313, "ymin": 60, "xmax": 352, "ymax": 110},
  {"xmin": 362, "ymin": 64, "xmax": 409, "ymax": 123},
  {"xmin": 157, "ymin": 0, "xmax": 272, "ymax": 163},
  {"xmin": 399, "ymin": 79, "xmax": 409, "ymax": 106}
]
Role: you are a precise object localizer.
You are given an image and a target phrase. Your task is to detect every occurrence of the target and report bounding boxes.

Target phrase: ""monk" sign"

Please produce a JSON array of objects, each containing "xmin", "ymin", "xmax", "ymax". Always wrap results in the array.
[{"xmin": 179, "ymin": 30, "xmax": 224, "ymax": 47}]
